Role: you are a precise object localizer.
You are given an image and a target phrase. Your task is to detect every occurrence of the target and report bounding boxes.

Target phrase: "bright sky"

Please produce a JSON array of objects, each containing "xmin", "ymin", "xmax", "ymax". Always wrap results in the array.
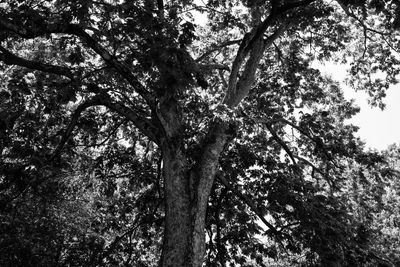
[
  {"xmin": 321, "ymin": 62, "xmax": 400, "ymax": 151},
  {"xmin": 345, "ymin": 86, "xmax": 400, "ymax": 151}
]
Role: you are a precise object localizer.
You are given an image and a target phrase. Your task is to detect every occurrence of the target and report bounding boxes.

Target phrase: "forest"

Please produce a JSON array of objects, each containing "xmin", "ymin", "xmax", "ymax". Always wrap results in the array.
[{"xmin": 1, "ymin": 0, "xmax": 400, "ymax": 266}]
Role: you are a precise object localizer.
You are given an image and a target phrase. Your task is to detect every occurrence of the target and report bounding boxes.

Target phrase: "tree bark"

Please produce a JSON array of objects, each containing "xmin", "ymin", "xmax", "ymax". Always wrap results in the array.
[
  {"xmin": 160, "ymin": 144, "xmax": 192, "ymax": 267},
  {"xmin": 159, "ymin": 124, "xmax": 228, "ymax": 267}
]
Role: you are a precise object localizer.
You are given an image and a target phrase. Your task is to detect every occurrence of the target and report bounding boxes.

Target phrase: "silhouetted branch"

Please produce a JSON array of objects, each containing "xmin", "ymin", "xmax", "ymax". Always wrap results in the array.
[
  {"xmin": 196, "ymin": 39, "xmax": 241, "ymax": 62},
  {"xmin": 265, "ymin": 123, "xmax": 297, "ymax": 165},
  {"xmin": 52, "ymin": 97, "xmax": 102, "ymax": 158},
  {"xmin": 75, "ymin": 119, "xmax": 126, "ymax": 147},
  {"xmin": 200, "ymin": 63, "xmax": 230, "ymax": 71},
  {"xmin": 336, "ymin": 1, "xmax": 389, "ymax": 36},
  {"xmin": 97, "ymin": 95, "xmax": 160, "ymax": 143},
  {"xmin": 278, "ymin": 0, "xmax": 316, "ymax": 13},
  {"xmin": 0, "ymin": 45, "xmax": 74, "ymax": 79},
  {"xmin": 52, "ymin": 93, "xmax": 160, "ymax": 159},
  {"xmin": 0, "ymin": 18, "xmax": 155, "ymax": 107}
]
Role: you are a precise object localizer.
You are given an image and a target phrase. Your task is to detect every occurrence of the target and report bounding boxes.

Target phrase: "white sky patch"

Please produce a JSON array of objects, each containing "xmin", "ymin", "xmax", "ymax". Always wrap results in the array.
[
  {"xmin": 346, "ymin": 86, "xmax": 400, "ymax": 150},
  {"xmin": 192, "ymin": 9, "xmax": 207, "ymax": 25},
  {"xmin": 318, "ymin": 61, "xmax": 400, "ymax": 150},
  {"xmin": 191, "ymin": 0, "xmax": 208, "ymax": 25}
]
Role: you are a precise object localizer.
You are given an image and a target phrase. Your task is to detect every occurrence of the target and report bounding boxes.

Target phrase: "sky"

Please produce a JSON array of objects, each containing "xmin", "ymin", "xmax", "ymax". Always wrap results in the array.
[
  {"xmin": 345, "ymin": 85, "xmax": 400, "ymax": 151},
  {"xmin": 320, "ymin": 62, "xmax": 400, "ymax": 151}
]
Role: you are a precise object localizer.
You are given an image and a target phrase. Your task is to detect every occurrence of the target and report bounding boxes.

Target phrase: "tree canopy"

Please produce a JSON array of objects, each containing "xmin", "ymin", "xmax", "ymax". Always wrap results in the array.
[{"xmin": 1, "ymin": 0, "xmax": 400, "ymax": 266}]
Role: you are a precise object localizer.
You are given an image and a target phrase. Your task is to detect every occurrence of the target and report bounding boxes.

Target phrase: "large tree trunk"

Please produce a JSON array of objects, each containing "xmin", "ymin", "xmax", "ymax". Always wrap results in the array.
[
  {"xmin": 157, "ymin": 10, "xmax": 267, "ymax": 262},
  {"xmin": 159, "ymin": 123, "xmax": 228, "ymax": 267},
  {"xmin": 157, "ymin": 92, "xmax": 213, "ymax": 267},
  {"xmin": 160, "ymin": 144, "xmax": 193, "ymax": 267}
]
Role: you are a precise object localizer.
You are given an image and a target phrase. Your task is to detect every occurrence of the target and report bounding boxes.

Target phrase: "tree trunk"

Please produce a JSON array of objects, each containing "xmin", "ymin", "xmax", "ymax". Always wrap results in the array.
[
  {"xmin": 160, "ymin": 148, "xmax": 211, "ymax": 267},
  {"xmin": 160, "ymin": 144, "xmax": 193, "ymax": 267},
  {"xmin": 156, "ymin": 92, "xmax": 207, "ymax": 266},
  {"xmin": 159, "ymin": 122, "xmax": 228, "ymax": 267},
  {"xmin": 159, "ymin": 149, "xmax": 218, "ymax": 267}
]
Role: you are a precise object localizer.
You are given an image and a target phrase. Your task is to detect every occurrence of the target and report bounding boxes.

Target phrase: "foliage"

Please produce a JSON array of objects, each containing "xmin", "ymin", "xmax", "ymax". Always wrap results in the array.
[{"xmin": 1, "ymin": 0, "xmax": 400, "ymax": 266}]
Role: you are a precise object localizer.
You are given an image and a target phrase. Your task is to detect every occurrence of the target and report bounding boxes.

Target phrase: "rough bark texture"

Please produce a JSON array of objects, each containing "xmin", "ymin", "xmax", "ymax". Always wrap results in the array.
[
  {"xmin": 190, "ymin": 123, "xmax": 229, "ymax": 267},
  {"xmin": 161, "ymin": 145, "xmax": 192, "ymax": 267},
  {"xmin": 160, "ymin": 123, "xmax": 229, "ymax": 267},
  {"xmin": 158, "ymin": 93, "xmax": 194, "ymax": 266},
  {"xmin": 158, "ymin": 93, "xmax": 230, "ymax": 267}
]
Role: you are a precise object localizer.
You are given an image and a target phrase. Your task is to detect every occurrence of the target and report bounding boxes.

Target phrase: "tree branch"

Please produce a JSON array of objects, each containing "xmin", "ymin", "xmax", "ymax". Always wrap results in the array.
[
  {"xmin": 157, "ymin": 0, "xmax": 165, "ymax": 21},
  {"xmin": 336, "ymin": 0, "xmax": 389, "ymax": 36},
  {"xmin": 191, "ymin": 10, "xmax": 294, "ymax": 245},
  {"xmin": 265, "ymin": 123, "xmax": 297, "ymax": 165},
  {"xmin": 67, "ymin": 26, "xmax": 155, "ymax": 107},
  {"xmin": 293, "ymin": 155, "xmax": 326, "ymax": 178},
  {"xmin": 278, "ymin": 0, "xmax": 316, "ymax": 13},
  {"xmin": 218, "ymin": 69, "xmax": 228, "ymax": 88},
  {"xmin": 0, "ymin": 18, "xmax": 155, "ymax": 107},
  {"xmin": 97, "ymin": 95, "xmax": 160, "ymax": 143},
  {"xmin": 104, "ymin": 199, "xmax": 162, "ymax": 259},
  {"xmin": 199, "ymin": 63, "xmax": 230, "ymax": 71},
  {"xmin": 223, "ymin": 0, "xmax": 313, "ymax": 107},
  {"xmin": 224, "ymin": 21, "xmax": 289, "ymax": 107},
  {"xmin": 52, "ymin": 94, "xmax": 160, "ymax": 158},
  {"xmin": 75, "ymin": 119, "xmax": 126, "ymax": 147},
  {"xmin": 260, "ymin": 117, "xmax": 334, "ymax": 162},
  {"xmin": 195, "ymin": 39, "xmax": 241, "ymax": 62},
  {"xmin": 52, "ymin": 97, "xmax": 102, "ymax": 158},
  {"xmin": 0, "ymin": 45, "xmax": 74, "ymax": 79}
]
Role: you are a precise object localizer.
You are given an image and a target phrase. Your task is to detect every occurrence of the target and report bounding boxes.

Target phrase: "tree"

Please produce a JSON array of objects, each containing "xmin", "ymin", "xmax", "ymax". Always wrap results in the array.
[{"xmin": 1, "ymin": 0, "xmax": 400, "ymax": 266}]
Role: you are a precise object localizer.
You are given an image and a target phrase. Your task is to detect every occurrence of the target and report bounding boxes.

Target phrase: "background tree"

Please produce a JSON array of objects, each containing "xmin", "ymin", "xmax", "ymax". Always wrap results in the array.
[{"xmin": 1, "ymin": 0, "xmax": 400, "ymax": 266}]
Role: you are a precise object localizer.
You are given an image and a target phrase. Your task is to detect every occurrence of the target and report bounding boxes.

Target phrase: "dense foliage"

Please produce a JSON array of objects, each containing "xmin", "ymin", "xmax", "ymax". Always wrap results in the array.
[{"xmin": 1, "ymin": 0, "xmax": 400, "ymax": 266}]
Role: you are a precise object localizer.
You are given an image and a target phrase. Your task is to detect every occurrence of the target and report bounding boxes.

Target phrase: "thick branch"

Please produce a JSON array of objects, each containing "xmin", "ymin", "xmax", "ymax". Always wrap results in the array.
[
  {"xmin": 0, "ymin": 45, "xmax": 74, "ymax": 78},
  {"xmin": 0, "ymin": 18, "xmax": 154, "ymax": 106},
  {"xmin": 223, "ymin": 0, "xmax": 316, "ymax": 108},
  {"xmin": 293, "ymin": 155, "xmax": 326, "ymax": 177},
  {"xmin": 195, "ymin": 39, "xmax": 241, "ymax": 62},
  {"xmin": 199, "ymin": 63, "xmax": 230, "ymax": 71},
  {"xmin": 52, "ymin": 94, "xmax": 160, "ymax": 158},
  {"xmin": 68, "ymin": 27, "xmax": 155, "ymax": 106},
  {"xmin": 190, "ymin": 10, "xmax": 296, "ymax": 248},
  {"xmin": 157, "ymin": 0, "xmax": 165, "ymax": 20},
  {"xmin": 278, "ymin": 0, "xmax": 316, "ymax": 13},
  {"xmin": 193, "ymin": 9, "xmax": 303, "ymax": 226},
  {"xmin": 191, "ymin": 122, "xmax": 229, "ymax": 214},
  {"xmin": 224, "ymin": 22, "xmax": 289, "ymax": 107},
  {"xmin": 52, "ymin": 97, "xmax": 102, "ymax": 158},
  {"xmin": 265, "ymin": 123, "xmax": 297, "ymax": 165},
  {"xmin": 97, "ymin": 95, "xmax": 160, "ymax": 143}
]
